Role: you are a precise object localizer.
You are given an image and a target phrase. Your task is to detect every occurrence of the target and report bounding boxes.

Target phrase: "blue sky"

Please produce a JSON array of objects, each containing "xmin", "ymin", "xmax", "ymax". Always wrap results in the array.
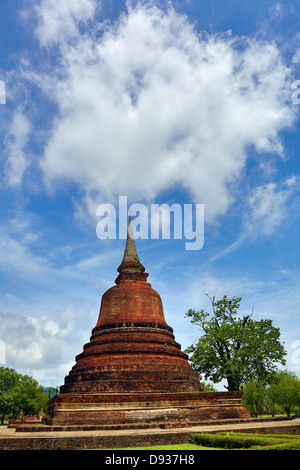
[{"xmin": 1, "ymin": 0, "xmax": 300, "ymax": 389}]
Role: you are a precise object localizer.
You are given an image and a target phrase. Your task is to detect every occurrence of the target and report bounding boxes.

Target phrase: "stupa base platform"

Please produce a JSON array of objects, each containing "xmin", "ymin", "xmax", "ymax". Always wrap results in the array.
[
  {"xmin": 43, "ymin": 391, "xmax": 250, "ymax": 427},
  {"xmin": 15, "ymin": 415, "xmax": 291, "ymax": 434}
]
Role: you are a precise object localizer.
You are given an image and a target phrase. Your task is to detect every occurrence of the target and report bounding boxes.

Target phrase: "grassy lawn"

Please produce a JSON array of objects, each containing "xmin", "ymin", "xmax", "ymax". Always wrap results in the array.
[{"xmin": 98, "ymin": 444, "xmax": 222, "ymax": 450}]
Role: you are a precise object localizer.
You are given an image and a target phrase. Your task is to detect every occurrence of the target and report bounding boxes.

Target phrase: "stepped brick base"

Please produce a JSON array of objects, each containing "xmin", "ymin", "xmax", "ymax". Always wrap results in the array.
[{"xmin": 44, "ymin": 391, "xmax": 250, "ymax": 427}]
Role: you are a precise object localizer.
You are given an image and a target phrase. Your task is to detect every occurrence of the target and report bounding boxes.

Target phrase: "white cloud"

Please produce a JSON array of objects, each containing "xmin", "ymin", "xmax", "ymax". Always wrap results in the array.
[
  {"xmin": 0, "ymin": 215, "xmax": 120, "ymax": 290},
  {"xmin": 4, "ymin": 109, "xmax": 31, "ymax": 186},
  {"xmin": 34, "ymin": 0, "xmax": 97, "ymax": 46},
  {"xmin": 209, "ymin": 176, "xmax": 299, "ymax": 261},
  {"xmin": 0, "ymin": 307, "xmax": 78, "ymax": 385},
  {"xmin": 246, "ymin": 177, "xmax": 299, "ymax": 236},
  {"xmin": 25, "ymin": 2, "xmax": 296, "ymax": 223}
]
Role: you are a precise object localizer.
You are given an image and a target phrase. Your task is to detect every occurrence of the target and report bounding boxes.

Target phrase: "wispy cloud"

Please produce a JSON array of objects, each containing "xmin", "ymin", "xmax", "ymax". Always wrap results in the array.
[
  {"xmin": 209, "ymin": 176, "xmax": 300, "ymax": 262},
  {"xmin": 245, "ymin": 178, "xmax": 299, "ymax": 237},
  {"xmin": 4, "ymin": 108, "xmax": 31, "ymax": 186},
  {"xmin": 34, "ymin": 0, "xmax": 97, "ymax": 46}
]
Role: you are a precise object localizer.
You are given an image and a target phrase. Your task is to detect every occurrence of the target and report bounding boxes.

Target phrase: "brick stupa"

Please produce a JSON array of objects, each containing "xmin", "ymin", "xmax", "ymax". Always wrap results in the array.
[{"xmin": 45, "ymin": 217, "xmax": 249, "ymax": 427}]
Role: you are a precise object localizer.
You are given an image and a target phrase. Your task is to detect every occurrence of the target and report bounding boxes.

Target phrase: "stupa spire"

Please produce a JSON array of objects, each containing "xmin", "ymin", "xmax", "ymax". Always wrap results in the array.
[
  {"xmin": 117, "ymin": 213, "xmax": 145, "ymax": 274},
  {"xmin": 121, "ymin": 213, "xmax": 139, "ymax": 264}
]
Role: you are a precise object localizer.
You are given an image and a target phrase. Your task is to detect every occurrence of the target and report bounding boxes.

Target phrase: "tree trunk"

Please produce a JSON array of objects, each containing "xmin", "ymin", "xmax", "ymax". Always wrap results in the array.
[{"xmin": 225, "ymin": 376, "xmax": 240, "ymax": 391}]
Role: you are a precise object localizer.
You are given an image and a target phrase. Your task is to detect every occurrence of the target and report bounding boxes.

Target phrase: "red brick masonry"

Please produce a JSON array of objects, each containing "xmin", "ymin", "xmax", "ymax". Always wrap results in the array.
[{"xmin": 45, "ymin": 390, "xmax": 249, "ymax": 426}]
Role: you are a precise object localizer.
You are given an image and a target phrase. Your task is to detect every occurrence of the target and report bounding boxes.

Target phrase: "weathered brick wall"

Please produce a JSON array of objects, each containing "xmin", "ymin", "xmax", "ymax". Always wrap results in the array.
[
  {"xmin": 48, "ymin": 390, "xmax": 243, "ymax": 406},
  {"xmin": 45, "ymin": 390, "xmax": 250, "ymax": 426},
  {"xmin": 45, "ymin": 405, "xmax": 250, "ymax": 426}
]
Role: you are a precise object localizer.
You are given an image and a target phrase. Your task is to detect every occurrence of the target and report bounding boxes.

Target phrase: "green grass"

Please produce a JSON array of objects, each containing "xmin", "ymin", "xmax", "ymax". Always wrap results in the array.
[{"xmin": 96, "ymin": 444, "xmax": 222, "ymax": 450}]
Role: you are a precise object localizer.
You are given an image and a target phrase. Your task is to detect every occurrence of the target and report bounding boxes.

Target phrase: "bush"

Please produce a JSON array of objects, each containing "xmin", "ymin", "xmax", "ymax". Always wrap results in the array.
[
  {"xmin": 250, "ymin": 440, "xmax": 300, "ymax": 450},
  {"xmin": 189, "ymin": 433, "xmax": 267, "ymax": 449},
  {"xmin": 189, "ymin": 432, "xmax": 300, "ymax": 450},
  {"xmin": 229, "ymin": 432, "xmax": 300, "ymax": 450},
  {"xmin": 223, "ymin": 432, "xmax": 300, "ymax": 440}
]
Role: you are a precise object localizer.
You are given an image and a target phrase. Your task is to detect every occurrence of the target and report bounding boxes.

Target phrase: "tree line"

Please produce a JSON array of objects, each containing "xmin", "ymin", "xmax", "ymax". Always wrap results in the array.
[
  {"xmin": 242, "ymin": 370, "xmax": 300, "ymax": 417},
  {"xmin": 0, "ymin": 367, "xmax": 50, "ymax": 424}
]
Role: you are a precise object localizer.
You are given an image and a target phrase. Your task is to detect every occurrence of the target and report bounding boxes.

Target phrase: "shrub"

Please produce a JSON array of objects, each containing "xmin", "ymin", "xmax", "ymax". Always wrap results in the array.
[
  {"xmin": 250, "ymin": 441, "xmax": 300, "ymax": 450},
  {"xmin": 189, "ymin": 433, "xmax": 268, "ymax": 449},
  {"xmin": 189, "ymin": 432, "xmax": 300, "ymax": 450}
]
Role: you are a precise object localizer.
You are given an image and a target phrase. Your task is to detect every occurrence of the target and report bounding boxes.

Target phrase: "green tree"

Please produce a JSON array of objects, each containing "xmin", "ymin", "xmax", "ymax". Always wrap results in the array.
[
  {"xmin": 273, "ymin": 370, "xmax": 300, "ymax": 417},
  {"xmin": 0, "ymin": 367, "xmax": 20, "ymax": 423},
  {"xmin": 201, "ymin": 381, "xmax": 219, "ymax": 392},
  {"xmin": 265, "ymin": 380, "xmax": 280, "ymax": 417},
  {"xmin": 242, "ymin": 381, "xmax": 266, "ymax": 417},
  {"xmin": 15, "ymin": 374, "xmax": 48, "ymax": 416},
  {"xmin": 0, "ymin": 367, "xmax": 48, "ymax": 422},
  {"xmin": 184, "ymin": 295, "xmax": 286, "ymax": 391},
  {"xmin": 242, "ymin": 370, "xmax": 300, "ymax": 417}
]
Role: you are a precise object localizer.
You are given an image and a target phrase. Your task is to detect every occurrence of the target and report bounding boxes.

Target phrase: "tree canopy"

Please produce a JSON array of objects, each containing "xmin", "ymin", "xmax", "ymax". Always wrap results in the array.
[
  {"xmin": 242, "ymin": 370, "xmax": 300, "ymax": 417},
  {"xmin": 0, "ymin": 367, "xmax": 49, "ymax": 423},
  {"xmin": 184, "ymin": 295, "xmax": 287, "ymax": 391}
]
